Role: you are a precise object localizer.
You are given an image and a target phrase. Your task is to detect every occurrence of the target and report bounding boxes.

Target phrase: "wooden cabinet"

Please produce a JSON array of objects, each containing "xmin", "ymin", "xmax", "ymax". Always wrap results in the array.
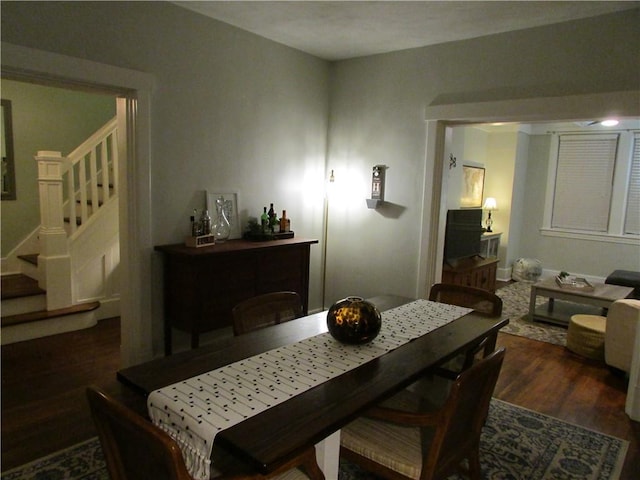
[
  {"xmin": 442, "ymin": 257, "xmax": 499, "ymax": 292},
  {"xmin": 155, "ymin": 238, "xmax": 318, "ymax": 354}
]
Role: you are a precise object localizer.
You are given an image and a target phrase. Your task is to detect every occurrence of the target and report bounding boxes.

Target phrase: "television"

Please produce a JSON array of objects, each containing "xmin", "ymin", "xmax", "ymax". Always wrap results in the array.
[{"xmin": 443, "ymin": 209, "xmax": 484, "ymax": 265}]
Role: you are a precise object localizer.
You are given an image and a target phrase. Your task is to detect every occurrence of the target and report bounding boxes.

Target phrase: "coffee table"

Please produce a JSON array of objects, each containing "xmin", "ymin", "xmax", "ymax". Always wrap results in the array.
[{"xmin": 529, "ymin": 277, "xmax": 633, "ymax": 326}]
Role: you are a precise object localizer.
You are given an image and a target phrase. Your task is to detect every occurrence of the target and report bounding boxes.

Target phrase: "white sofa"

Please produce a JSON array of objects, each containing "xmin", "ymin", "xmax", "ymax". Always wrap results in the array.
[{"xmin": 604, "ymin": 299, "xmax": 640, "ymax": 373}]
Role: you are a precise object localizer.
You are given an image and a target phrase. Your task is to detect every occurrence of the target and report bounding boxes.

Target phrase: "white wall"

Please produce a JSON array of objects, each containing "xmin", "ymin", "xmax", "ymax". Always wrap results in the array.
[
  {"xmin": 521, "ymin": 134, "xmax": 640, "ymax": 277},
  {"xmin": 327, "ymin": 10, "xmax": 640, "ymax": 301},
  {"xmin": 0, "ymin": 1, "xmax": 330, "ymax": 355},
  {"xmin": 3, "ymin": 3, "xmax": 638, "ymax": 355},
  {"xmin": 0, "ymin": 79, "xmax": 115, "ymax": 257}
]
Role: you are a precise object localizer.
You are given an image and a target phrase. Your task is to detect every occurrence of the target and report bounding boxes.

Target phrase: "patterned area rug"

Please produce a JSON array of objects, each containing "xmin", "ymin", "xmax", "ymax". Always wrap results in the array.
[
  {"xmin": 496, "ymin": 281, "xmax": 568, "ymax": 346},
  {"xmin": 2, "ymin": 399, "xmax": 627, "ymax": 480}
]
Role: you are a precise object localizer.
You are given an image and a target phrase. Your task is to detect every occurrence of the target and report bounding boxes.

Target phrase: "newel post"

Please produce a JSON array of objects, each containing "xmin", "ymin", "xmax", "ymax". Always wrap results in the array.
[{"xmin": 35, "ymin": 151, "xmax": 72, "ymax": 310}]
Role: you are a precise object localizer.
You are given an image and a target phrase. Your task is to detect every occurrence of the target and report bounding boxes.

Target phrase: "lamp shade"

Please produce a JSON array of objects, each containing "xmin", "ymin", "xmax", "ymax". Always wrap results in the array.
[{"xmin": 483, "ymin": 197, "xmax": 497, "ymax": 210}]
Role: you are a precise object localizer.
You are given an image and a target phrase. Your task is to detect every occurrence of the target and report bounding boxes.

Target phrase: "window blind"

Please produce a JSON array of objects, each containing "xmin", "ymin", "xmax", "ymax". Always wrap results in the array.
[
  {"xmin": 551, "ymin": 134, "xmax": 619, "ymax": 232},
  {"xmin": 624, "ymin": 133, "xmax": 640, "ymax": 235}
]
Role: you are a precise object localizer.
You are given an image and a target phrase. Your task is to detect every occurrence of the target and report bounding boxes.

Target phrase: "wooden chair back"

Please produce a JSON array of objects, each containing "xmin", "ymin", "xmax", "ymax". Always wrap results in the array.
[
  {"xmin": 429, "ymin": 283, "xmax": 502, "ymax": 317},
  {"xmin": 87, "ymin": 386, "xmax": 326, "ymax": 480},
  {"xmin": 343, "ymin": 348, "xmax": 505, "ymax": 480},
  {"xmin": 425, "ymin": 347, "xmax": 505, "ymax": 479},
  {"xmin": 429, "ymin": 283, "xmax": 502, "ymax": 376},
  {"xmin": 232, "ymin": 291, "xmax": 303, "ymax": 336},
  {"xmin": 86, "ymin": 386, "xmax": 193, "ymax": 480}
]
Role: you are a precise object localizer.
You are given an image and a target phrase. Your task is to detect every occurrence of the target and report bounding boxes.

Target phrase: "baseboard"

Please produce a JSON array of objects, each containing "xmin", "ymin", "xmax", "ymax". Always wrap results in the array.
[
  {"xmin": 497, "ymin": 267, "xmax": 512, "ymax": 283},
  {"xmin": 95, "ymin": 297, "xmax": 120, "ymax": 320},
  {"xmin": 1, "ymin": 310, "xmax": 97, "ymax": 345}
]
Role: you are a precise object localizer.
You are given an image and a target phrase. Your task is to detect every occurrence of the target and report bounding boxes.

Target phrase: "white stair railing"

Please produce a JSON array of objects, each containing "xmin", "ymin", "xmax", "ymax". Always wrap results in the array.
[
  {"xmin": 34, "ymin": 117, "xmax": 118, "ymax": 310},
  {"xmin": 64, "ymin": 117, "xmax": 118, "ymax": 236}
]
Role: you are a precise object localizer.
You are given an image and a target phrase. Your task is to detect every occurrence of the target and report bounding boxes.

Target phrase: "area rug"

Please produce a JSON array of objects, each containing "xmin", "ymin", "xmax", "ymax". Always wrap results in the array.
[
  {"xmin": 2, "ymin": 399, "xmax": 627, "ymax": 480},
  {"xmin": 496, "ymin": 281, "xmax": 568, "ymax": 346}
]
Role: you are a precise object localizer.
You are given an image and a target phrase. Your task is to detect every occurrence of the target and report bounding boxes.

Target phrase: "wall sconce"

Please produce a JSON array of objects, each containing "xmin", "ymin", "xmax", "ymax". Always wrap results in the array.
[
  {"xmin": 366, "ymin": 164, "xmax": 387, "ymax": 209},
  {"xmin": 482, "ymin": 197, "xmax": 497, "ymax": 232}
]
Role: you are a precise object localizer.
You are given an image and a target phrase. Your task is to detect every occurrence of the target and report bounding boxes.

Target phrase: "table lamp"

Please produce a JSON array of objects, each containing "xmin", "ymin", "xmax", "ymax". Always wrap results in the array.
[{"xmin": 483, "ymin": 197, "xmax": 497, "ymax": 232}]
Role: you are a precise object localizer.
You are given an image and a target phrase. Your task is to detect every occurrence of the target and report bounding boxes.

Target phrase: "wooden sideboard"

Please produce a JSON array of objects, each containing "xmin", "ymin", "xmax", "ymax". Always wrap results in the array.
[
  {"xmin": 442, "ymin": 256, "xmax": 499, "ymax": 292},
  {"xmin": 155, "ymin": 238, "xmax": 318, "ymax": 354}
]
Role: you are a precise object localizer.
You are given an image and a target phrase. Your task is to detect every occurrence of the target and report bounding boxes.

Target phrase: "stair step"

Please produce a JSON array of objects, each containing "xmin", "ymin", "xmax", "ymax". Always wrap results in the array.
[
  {"xmin": 17, "ymin": 254, "xmax": 39, "ymax": 267},
  {"xmin": 1, "ymin": 301, "xmax": 100, "ymax": 328},
  {"xmin": 1, "ymin": 274, "xmax": 45, "ymax": 300}
]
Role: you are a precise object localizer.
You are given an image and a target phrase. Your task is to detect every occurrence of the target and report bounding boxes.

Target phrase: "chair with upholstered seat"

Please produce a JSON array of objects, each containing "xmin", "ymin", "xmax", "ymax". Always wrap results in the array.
[
  {"xmin": 86, "ymin": 385, "xmax": 324, "ymax": 480},
  {"xmin": 340, "ymin": 348, "xmax": 506, "ymax": 480},
  {"xmin": 429, "ymin": 283, "xmax": 503, "ymax": 378},
  {"xmin": 428, "ymin": 283, "xmax": 502, "ymax": 317},
  {"xmin": 232, "ymin": 291, "xmax": 303, "ymax": 336}
]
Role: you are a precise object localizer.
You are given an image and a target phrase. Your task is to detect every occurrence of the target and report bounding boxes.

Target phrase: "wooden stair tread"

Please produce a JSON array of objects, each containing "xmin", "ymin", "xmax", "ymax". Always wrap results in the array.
[
  {"xmin": 17, "ymin": 254, "xmax": 38, "ymax": 266},
  {"xmin": 1, "ymin": 301, "xmax": 100, "ymax": 327},
  {"xmin": 1, "ymin": 274, "xmax": 45, "ymax": 300}
]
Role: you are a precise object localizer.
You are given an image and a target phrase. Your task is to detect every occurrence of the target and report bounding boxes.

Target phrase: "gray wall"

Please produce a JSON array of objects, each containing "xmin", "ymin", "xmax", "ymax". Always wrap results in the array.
[
  {"xmin": 325, "ymin": 9, "xmax": 640, "ymax": 302},
  {"xmin": 520, "ymin": 134, "xmax": 640, "ymax": 276},
  {"xmin": 0, "ymin": 79, "xmax": 115, "ymax": 256},
  {"xmin": 2, "ymin": 2, "xmax": 638, "ymax": 353}
]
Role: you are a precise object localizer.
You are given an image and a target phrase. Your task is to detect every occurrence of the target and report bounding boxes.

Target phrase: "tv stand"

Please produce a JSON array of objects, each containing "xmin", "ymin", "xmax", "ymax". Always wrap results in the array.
[{"xmin": 442, "ymin": 256, "xmax": 498, "ymax": 292}]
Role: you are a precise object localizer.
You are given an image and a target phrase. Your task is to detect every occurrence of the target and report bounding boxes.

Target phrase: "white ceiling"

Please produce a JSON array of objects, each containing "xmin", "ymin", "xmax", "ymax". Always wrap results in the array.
[{"xmin": 174, "ymin": 1, "xmax": 638, "ymax": 61}]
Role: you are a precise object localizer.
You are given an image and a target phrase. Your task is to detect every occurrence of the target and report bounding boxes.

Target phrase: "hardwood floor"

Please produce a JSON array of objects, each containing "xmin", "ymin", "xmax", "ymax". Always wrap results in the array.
[
  {"xmin": 1, "ymin": 312, "xmax": 639, "ymax": 478},
  {"xmin": 1, "ymin": 316, "xmax": 121, "ymax": 471}
]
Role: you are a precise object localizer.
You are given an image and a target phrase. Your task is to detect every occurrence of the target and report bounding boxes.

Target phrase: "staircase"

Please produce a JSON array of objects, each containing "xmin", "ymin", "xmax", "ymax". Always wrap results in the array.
[{"xmin": 1, "ymin": 117, "xmax": 120, "ymax": 345}]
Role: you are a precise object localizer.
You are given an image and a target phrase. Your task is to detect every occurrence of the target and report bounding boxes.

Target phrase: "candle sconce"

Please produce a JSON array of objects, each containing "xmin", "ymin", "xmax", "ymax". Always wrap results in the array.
[{"xmin": 366, "ymin": 164, "xmax": 387, "ymax": 209}]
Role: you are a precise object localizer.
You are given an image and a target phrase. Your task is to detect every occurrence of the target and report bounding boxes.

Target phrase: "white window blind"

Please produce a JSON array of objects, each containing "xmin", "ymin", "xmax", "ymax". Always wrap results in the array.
[
  {"xmin": 624, "ymin": 133, "xmax": 640, "ymax": 235},
  {"xmin": 551, "ymin": 134, "xmax": 619, "ymax": 232}
]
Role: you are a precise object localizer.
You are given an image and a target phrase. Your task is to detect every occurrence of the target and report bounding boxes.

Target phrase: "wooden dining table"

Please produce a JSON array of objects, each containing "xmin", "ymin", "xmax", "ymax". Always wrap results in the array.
[{"xmin": 116, "ymin": 294, "xmax": 508, "ymax": 478}]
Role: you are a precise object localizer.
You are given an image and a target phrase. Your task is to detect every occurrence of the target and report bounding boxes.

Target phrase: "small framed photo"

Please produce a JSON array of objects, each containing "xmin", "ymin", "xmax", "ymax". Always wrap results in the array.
[
  {"xmin": 460, "ymin": 165, "xmax": 485, "ymax": 208},
  {"xmin": 206, "ymin": 191, "xmax": 241, "ymax": 239}
]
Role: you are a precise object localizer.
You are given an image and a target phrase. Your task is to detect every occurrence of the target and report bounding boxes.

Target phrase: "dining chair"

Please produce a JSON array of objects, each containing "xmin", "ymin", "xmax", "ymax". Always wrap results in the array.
[
  {"xmin": 429, "ymin": 283, "xmax": 503, "ymax": 379},
  {"xmin": 428, "ymin": 283, "xmax": 502, "ymax": 317},
  {"xmin": 86, "ymin": 386, "xmax": 325, "ymax": 480},
  {"xmin": 340, "ymin": 347, "xmax": 506, "ymax": 480},
  {"xmin": 232, "ymin": 291, "xmax": 303, "ymax": 336}
]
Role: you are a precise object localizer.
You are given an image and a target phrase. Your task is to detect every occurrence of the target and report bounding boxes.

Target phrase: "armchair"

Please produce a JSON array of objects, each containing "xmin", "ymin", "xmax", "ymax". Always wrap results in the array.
[{"xmin": 605, "ymin": 299, "xmax": 640, "ymax": 373}]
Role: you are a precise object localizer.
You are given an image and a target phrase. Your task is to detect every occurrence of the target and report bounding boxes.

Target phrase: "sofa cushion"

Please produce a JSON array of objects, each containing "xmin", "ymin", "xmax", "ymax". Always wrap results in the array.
[{"xmin": 605, "ymin": 270, "xmax": 640, "ymax": 299}]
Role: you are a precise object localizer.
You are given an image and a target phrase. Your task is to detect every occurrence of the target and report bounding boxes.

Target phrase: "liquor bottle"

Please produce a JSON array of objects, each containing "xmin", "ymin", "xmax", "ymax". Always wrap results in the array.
[
  {"xmin": 192, "ymin": 209, "xmax": 201, "ymax": 236},
  {"xmin": 268, "ymin": 203, "xmax": 276, "ymax": 232},
  {"xmin": 200, "ymin": 209, "xmax": 211, "ymax": 235},
  {"xmin": 260, "ymin": 207, "xmax": 269, "ymax": 232},
  {"xmin": 280, "ymin": 210, "xmax": 290, "ymax": 233}
]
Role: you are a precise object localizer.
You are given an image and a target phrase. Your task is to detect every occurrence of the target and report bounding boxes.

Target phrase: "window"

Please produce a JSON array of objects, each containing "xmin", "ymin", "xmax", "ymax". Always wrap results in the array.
[
  {"xmin": 625, "ymin": 133, "xmax": 640, "ymax": 235},
  {"xmin": 543, "ymin": 130, "xmax": 640, "ymax": 243},
  {"xmin": 551, "ymin": 134, "xmax": 618, "ymax": 232}
]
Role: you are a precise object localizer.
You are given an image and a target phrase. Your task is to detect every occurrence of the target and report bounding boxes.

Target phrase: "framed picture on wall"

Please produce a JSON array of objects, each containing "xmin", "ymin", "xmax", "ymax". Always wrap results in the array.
[
  {"xmin": 206, "ymin": 191, "xmax": 241, "ymax": 239},
  {"xmin": 460, "ymin": 165, "xmax": 485, "ymax": 208}
]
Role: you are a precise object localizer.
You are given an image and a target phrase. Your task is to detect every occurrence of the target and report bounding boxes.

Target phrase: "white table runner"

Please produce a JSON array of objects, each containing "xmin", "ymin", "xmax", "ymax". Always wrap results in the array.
[{"xmin": 148, "ymin": 299, "xmax": 471, "ymax": 480}]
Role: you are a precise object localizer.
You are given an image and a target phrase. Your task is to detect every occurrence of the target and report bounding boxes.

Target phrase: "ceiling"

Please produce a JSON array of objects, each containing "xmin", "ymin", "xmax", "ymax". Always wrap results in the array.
[{"xmin": 173, "ymin": 1, "xmax": 638, "ymax": 61}]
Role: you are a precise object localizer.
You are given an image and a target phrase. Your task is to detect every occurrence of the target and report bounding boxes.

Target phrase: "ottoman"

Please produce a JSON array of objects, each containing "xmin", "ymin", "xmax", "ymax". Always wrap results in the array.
[
  {"xmin": 566, "ymin": 314, "xmax": 606, "ymax": 361},
  {"xmin": 605, "ymin": 270, "xmax": 640, "ymax": 299}
]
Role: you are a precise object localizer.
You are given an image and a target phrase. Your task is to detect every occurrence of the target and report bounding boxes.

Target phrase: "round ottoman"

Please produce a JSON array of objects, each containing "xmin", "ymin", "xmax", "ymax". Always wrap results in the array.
[{"xmin": 566, "ymin": 314, "xmax": 606, "ymax": 361}]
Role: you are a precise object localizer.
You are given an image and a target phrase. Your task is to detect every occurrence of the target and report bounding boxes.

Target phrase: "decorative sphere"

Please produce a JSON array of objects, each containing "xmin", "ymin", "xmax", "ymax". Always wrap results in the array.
[{"xmin": 327, "ymin": 296, "xmax": 382, "ymax": 345}]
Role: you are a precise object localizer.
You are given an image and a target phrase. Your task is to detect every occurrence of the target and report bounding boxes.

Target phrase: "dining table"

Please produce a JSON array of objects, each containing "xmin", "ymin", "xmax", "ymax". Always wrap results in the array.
[{"xmin": 116, "ymin": 294, "xmax": 508, "ymax": 479}]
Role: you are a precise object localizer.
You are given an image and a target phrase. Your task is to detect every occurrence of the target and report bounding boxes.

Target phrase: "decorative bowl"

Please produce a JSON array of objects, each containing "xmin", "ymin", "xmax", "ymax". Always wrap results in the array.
[{"xmin": 327, "ymin": 296, "xmax": 381, "ymax": 345}]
